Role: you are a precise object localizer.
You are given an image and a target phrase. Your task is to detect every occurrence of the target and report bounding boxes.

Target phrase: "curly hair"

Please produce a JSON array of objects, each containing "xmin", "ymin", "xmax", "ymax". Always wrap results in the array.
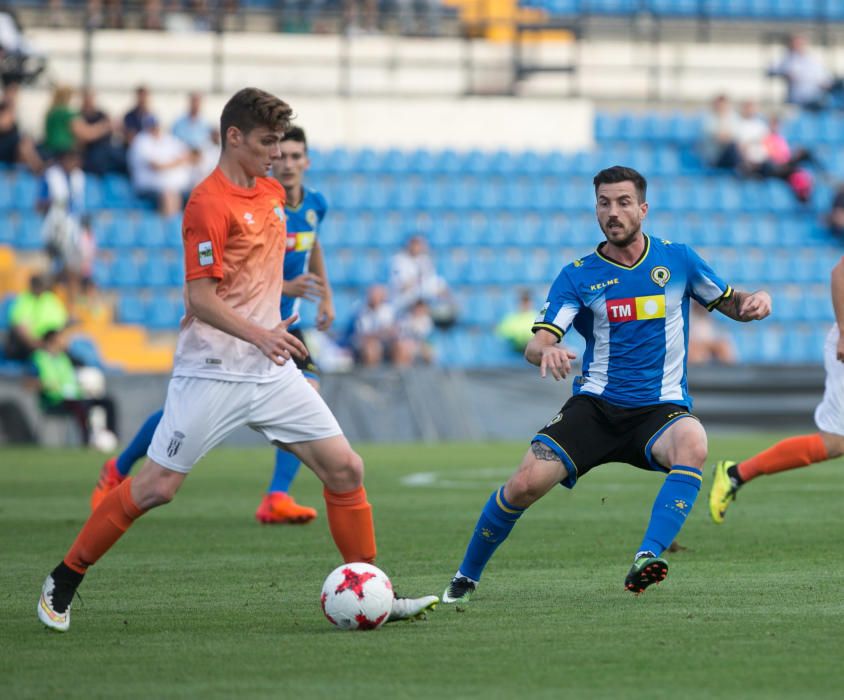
[{"xmin": 219, "ymin": 88, "xmax": 293, "ymax": 147}]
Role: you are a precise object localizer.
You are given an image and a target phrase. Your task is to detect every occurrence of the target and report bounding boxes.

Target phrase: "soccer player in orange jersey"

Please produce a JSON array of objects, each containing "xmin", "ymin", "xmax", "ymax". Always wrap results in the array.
[
  {"xmin": 37, "ymin": 88, "xmax": 437, "ymax": 632},
  {"xmin": 709, "ymin": 256, "xmax": 844, "ymax": 523}
]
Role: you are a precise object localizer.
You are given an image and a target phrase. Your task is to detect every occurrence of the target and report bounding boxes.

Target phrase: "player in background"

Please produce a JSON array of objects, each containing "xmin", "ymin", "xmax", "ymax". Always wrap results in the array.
[
  {"xmin": 256, "ymin": 125, "xmax": 334, "ymax": 524},
  {"xmin": 38, "ymin": 88, "xmax": 437, "ymax": 632},
  {"xmin": 90, "ymin": 127, "xmax": 334, "ymax": 526},
  {"xmin": 709, "ymin": 256, "xmax": 844, "ymax": 523},
  {"xmin": 441, "ymin": 166, "xmax": 772, "ymax": 605}
]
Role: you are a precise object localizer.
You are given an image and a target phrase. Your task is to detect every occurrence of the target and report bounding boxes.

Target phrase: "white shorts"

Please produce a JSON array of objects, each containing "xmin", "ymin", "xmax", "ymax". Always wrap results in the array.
[
  {"xmin": 148, "ymin": 368, "xmax": 343, "ymax": 474},
  {"xmin": 814, "ymin": 326, "xmax": 844, "ymax": 437}
]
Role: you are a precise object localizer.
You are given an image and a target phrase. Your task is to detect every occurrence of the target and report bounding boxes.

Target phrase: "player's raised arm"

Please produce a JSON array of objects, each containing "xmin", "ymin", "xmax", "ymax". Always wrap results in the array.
[
  {"xmin": 713, "ymin": 288, "xmax": 772, "ymax": 322},
  {"xmin": 525, "ymin": 328, "xmax": 577, "ymax": 380},
  {"xmin": 186, "ymin": 277, "xmax": 306, "ymax": 363}
]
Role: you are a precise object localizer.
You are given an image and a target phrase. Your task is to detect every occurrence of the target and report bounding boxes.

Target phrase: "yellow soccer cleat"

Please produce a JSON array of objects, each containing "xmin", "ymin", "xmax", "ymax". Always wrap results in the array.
[{"xmin": 709, "ymin": 459, "xmax": 739, "ymax": 524}]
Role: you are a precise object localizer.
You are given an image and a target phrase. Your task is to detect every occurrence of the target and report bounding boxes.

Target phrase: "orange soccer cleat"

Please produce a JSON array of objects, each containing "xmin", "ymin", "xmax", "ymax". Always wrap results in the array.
[
  {"xmin": 89, "ymin": 457, "xmax": 125, "ymax": 512},
  {"xmin": 255, "ymin": 492, "xmax": 318, "ymax": 525}
]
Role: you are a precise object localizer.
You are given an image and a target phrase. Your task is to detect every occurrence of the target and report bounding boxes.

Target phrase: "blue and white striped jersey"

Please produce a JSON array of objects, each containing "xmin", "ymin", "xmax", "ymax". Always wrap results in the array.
[
  {"xmin": 532, "ymin": 234, "xmax": 731, "ymax": 409},
  {"xmin": 280, "ymin": 187, "xmax": 328, "ymax": 329}
]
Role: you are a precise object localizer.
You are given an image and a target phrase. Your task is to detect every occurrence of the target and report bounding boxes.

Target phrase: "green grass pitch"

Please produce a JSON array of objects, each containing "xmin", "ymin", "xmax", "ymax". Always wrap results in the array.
[{"xmin": 2, "ymin": 434, "xmax": 843, "ymax": 699}]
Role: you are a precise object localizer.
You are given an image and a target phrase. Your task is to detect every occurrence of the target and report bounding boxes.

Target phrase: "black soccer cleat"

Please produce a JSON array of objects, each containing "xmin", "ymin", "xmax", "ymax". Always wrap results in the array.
[{"xmin": 624, "ymin": 553, "xmax": 668, "ymax": 595}]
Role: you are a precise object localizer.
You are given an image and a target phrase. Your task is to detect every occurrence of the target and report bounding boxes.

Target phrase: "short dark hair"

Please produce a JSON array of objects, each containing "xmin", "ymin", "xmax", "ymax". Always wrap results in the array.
[
  {"xmin": 593, "ymin": 165, "xmax": 647, "ymax": 202},
  {"xmin": 219, "ymin": 88, "xmax": 293, "ymax": 148},
  {"xmin": 281, "ymin": 125, "xmax": 307, "ymax": 151}
]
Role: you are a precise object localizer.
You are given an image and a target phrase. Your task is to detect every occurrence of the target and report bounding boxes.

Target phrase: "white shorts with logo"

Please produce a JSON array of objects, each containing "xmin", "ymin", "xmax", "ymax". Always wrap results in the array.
[
  {"xmin": 148, "ymin": 367, "xmax": 343, "ymax": 474},
  {"xmin": 814, "ymin": 325, "xmax": 844, "ymax": 437}
]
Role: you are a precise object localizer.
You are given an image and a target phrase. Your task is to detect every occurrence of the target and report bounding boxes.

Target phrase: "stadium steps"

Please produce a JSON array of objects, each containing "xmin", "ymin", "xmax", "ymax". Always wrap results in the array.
[{"xmin": 72, "ymin": 321, "xmax": 174, "ymax": 373}]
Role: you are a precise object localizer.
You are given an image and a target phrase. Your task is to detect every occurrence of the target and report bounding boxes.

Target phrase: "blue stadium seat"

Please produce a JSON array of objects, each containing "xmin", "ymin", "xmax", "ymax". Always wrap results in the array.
[
  {"xmin": 146, "ymin": 292, "xmax": 183, "ymax": 330},
  {"xmin": 142, "ymin": 255, "xmax": 172, "ymax": 288},
  {"xmin": 116, "ymin": 293, "xmax": 146, "ymax": 324},
  {"xmin": 110, "ymin": 256, "xmax": 143, "ymax": 288}
]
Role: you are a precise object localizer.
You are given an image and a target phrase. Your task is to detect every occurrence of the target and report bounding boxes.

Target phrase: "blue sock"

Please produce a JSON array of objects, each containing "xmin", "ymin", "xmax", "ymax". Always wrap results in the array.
[
  {"xmin": 638, "ymin": 465, "xmax": 703, "ymax": 557},
  {"xmin": 268, "ymin": 448, "xmax": 302, "ymax": 494},
  {"xmin": 116, "ymin": 409, "xmax": 163, "ymax": 477},
  {"xmin": 457, "ymin": 486, "xmax": 525, "ymax": 582}
]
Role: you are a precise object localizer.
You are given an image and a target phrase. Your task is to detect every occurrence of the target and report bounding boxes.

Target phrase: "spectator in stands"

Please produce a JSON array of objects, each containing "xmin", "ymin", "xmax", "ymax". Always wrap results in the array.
[
  {"xmin": 687, "ymin": 301, "xmax": 736, "ymax": 366},
  {"xmin": 735, "ymin": 100, "xmax": 771, "ymax": 176},
  {"xmin": 38, "ymin": 148, "xmax": 90, "ymax": 308},
  {"xmin": 42, "ymin": 85, "xmax": 77, "ymax": 159},
  {"xmin": 0, "ymin": 6, "xmax": 46, "ymax": 86},
  {"xmin": 762, "ymin": 114, "xmax": 819, "ymax": 203},
  {"xmin": 496, "ymin": 288, "xmax": 538, "ymax": 353},
  {"xmin": 395, "ymin": 0, "xmax": 442, "ymax": 36},
  {"xmin": 123, "ymin": 84, "xmax": 154, "ymax": 146},
  {"xmin": 826, "ymin": 184, "xmax": 844, "ymax": 242},
  {"xmin": 395, "ymin": 298, "xmax": 435, "ymax": 366},
  {"xmin": 127, "ymin": 114, "xmax": 195, "ymax": 216},
  {"xmin": 351, "ymin": 284, "xmax": 398, "ymax": 366},
  {"xmin": 172, "ymin": 92, "xmax": 214, "ymax": 151},
  {"xmin": 768, "ymin": 34, "xmax": 843, "ymax": 112},
  {"xmin": 389, "ymin": 233, "xmax": 457, "ymax": 328},
  {"xmin": 344, "ymin": 0, "xmax": 379, "ymax": 34},
  {"xmin": 701, "ymin": 94, "xmax": 741, "ymax": 171},
  {"xmin": 0, "ymin": 81, "xmax": 43, "ymax": 172},
  {"xmin": 73, "ymin": 88, "xmax": 119, "ymax": 175},
  {"xmin": 281, "ymin": 0, "xmax": 328, "ymax": 32},
  {"xmin": 30, "ymin": 328, "xmax": 118, "ymax": 450},
  {"xmin": 5, "ymin": 273, "xmax": 68, "ymax": 361}
]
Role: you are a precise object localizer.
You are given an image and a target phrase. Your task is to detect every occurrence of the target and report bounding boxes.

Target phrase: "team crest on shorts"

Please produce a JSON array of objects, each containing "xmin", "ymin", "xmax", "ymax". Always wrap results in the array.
[
  {"xmin": 545, "ymin": 412, "xmax": 563, "ymax": 428},
  {"xmin": 167, "ymin": 431, "xmax": 185, "ymax": 458},
  {"xmin": 650, "ymin": 266, "xmax": 670, "ymax": 288}
]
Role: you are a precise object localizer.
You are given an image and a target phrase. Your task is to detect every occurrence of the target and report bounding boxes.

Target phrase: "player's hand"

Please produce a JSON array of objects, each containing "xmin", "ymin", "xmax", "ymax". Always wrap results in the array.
[
  {"xmin": 739, "ymin": 291, "xmax": 772, "ymax": 320},
  {"xmin": 316, "ymin": 297, "xmax": 335, "ymax": 331},
  {"xmin": 284, "ymin": 273, "xmax": 325, "ymax": 301},
  {"xmin": 258, "ymin": 314, "xmax": 308, "ymax": 365},
  {"xmin": 539, "ymin": 345, "xmax": 577, "ymax": 381}
]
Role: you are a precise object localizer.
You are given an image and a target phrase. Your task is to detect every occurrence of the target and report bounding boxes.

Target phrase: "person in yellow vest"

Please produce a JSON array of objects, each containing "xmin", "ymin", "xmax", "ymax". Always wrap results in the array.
[
  {"xmin": 5, "ymin": 273, "xmax": 67, "ymax": 361},
  {"xmin": 496, "ymin": 288, "xmax": 539, "ymax": 353},
  {"xmin": 31, "ymin": 329, "xmax": 117, "ymax": 448}
]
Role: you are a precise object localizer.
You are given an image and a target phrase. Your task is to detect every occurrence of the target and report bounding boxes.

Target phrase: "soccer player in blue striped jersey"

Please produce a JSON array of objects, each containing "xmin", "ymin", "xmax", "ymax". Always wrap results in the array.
[
  {"xmin": 91, "ymin": 127, "xmax": 335, "ymax": 526},
  {"xmin": 443, "ymin": 165, "xmax": 772, "ymax": 603}
]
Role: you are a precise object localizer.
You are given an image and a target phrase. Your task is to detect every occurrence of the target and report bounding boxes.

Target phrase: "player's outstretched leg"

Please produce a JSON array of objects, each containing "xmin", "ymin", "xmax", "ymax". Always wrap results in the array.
[
  {"xmin": 629, "ymin": 465, "xmax": 702, "ymax": 594},
  {"xmin": 255, "ymin": 448, "xmax": 317, "ymax": 524},
  {"xmin": 708, "ymin": 459, "xmax": 740, "ymax": 524},
  {"xmin": 442, "ymin": 486, "xmax": 525, "ymax": 604},
  {"xmin": 709, "ymin": 434, "xmax": 830, "ymax": 524},
  {"xmin": 91, "ymin": 409, "xmax": 163, "ymax": 511}
]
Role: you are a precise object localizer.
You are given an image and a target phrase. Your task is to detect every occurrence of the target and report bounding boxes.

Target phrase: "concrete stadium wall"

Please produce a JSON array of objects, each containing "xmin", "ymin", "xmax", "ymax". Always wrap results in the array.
[{"xmin": 0, "ymin": 365, "xmax": 821, "ymax": 447}]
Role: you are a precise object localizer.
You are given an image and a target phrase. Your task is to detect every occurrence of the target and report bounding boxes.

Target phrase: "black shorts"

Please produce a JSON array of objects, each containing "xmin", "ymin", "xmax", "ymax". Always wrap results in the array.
[
  {"xmin": 532, "ymin": 394, "xmax": 697, "ymax": 489},
  {"xmin": 290, "ymin": 328, "xmax": 319, "ymax": 378}
]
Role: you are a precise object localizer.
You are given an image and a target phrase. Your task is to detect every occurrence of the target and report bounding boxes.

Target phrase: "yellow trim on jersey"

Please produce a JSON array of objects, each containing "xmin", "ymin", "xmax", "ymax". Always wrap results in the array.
[
  {"xmin": 531, "ymin": 323, "xmax": 564, "ymax": 340},
  {"xmin": 706, "ymin": 285, "xmax": 733, "ymax": 311},
  {"xmin": 495, "ymin": 488, "xmax": 521, "ymax": 514},
  {"xmin": 596, "ymin": 233, "xmax": 651, "ymax": 270},
  {"xmin": 670, "ymin": 468, "xmax": 703, "ymax": 482}
]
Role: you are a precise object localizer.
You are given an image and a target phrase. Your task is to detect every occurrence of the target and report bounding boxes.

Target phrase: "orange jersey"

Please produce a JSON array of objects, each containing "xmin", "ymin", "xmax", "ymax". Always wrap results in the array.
[{"xmin": 173, "ymin": 167, "xmax": 288, "ymax": 381}]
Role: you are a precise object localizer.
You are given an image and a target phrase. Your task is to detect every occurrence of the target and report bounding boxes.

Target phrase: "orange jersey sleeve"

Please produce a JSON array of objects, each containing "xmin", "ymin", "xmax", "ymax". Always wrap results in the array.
[{"xmin": 182, "ymin": 187, "xmax": 232, "ymax": 281}]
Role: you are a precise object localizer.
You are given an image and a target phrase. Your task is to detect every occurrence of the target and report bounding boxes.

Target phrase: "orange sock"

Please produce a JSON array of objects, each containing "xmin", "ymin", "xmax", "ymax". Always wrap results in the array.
[
  {"xmin": 738, "ymin": 433, "xmax": 829, "ymax": 483},
  {"xmin": 64, "ymin": 477, "xmax": 145, "ymax": 574},
  {"xmin": 323, "ymin": 485, "xmax": 376, "ymax": 563}
]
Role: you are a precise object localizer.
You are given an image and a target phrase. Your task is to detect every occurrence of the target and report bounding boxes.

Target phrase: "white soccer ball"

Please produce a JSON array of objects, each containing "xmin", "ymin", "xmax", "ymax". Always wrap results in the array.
[{"xmin": 320, "ymin": 562, "xmax": 394, "ymax": 630}]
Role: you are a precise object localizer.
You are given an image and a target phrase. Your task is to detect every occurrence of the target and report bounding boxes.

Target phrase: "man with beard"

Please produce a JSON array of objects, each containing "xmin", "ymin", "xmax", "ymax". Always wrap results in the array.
[{"xmin": 441, "ymin": 165, "xmax": 772, "ymax": 604}]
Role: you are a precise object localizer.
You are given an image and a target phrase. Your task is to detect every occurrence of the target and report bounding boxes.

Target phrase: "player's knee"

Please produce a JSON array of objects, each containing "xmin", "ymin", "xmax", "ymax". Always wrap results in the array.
[
  {"xmin": 505, "ymin": 473, "xmax": 542, "ymax": 508},
  {"xmin": 324, "ymin": 450, "xmax": 364, "ymax": 492},
  {"xmin": 134, "ymin": 480, "xmax": 177, "ymax": 509},
  {"xmin": 677, "ymin": 439, "xmax": 708, "ymax": 469}
]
